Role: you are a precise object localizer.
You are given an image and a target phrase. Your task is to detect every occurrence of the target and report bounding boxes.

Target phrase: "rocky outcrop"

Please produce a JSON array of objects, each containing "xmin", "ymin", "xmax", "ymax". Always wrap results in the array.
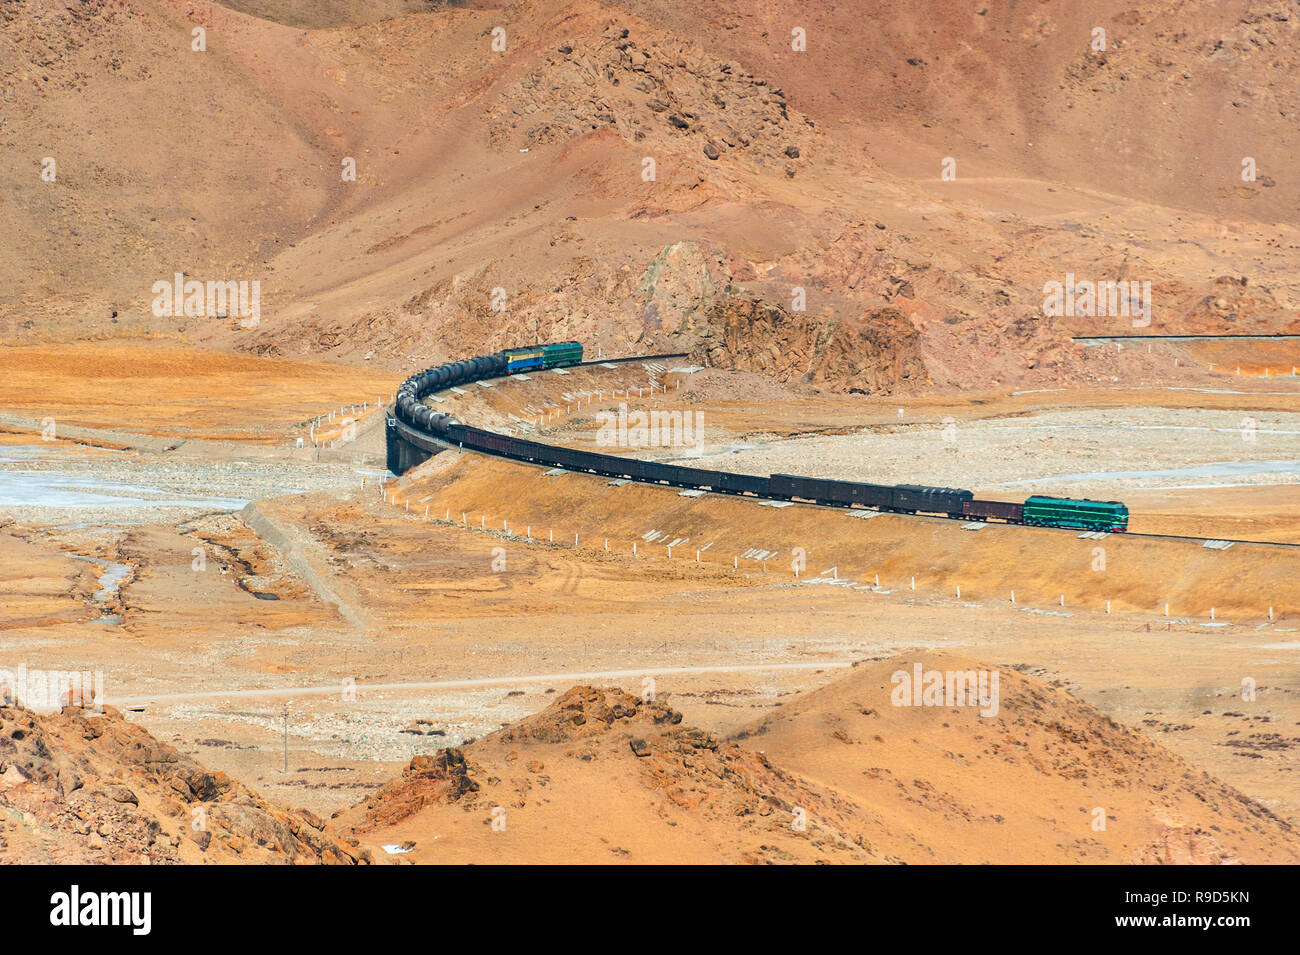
[
  {"xmin": 334, "ymin": 686, "xmax": 880, "ymax": 863},
  {"xmin": 498, "ymin": 686, "xmax": 684, "ymax": 744},
  {"xmin": 0, "ymin": 703, "xmax": 366, "ymax": 864},
  {"xmin": 353, "ymin": 687, "xmax": 686, "ymax": 830},
  {"xmin": 811, "ymin": 307, "xmax": 930, "ymax": 393},
  {"xmin": 355, "ymin": 748, "xmax": 481, "ymax": 830},
  {"xmin": 490, "ymin": 22, "xmax": 815, "ymax": 172},
  {"xmin": 698, "ymin": 296, "xmax": 929, "ymax": 394}
]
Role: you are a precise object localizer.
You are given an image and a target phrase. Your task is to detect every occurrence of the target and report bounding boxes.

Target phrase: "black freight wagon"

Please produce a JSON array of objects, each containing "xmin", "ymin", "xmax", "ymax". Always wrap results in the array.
[
  {"xmin": 891, "ymin": 485, "xmax": 973, "ymax": 517},
  {"xmin": 962, "ymin": 498, "xmax": 1025, "ymax": 523},
  {"xmin": 713, "ymin": 470, "xmax": 768, "ymax": 496},
  {"xmin": 771, "ymin": 474, "xmax": 896, "ymax": 509}
]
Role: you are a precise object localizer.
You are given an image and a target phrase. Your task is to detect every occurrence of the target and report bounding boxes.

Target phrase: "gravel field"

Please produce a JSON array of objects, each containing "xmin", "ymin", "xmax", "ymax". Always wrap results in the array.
[
  {"xmin": 0, "ymin": 443, "xmax": 382, "ymax": 524},
  {"xmin": 658, "ymin": 407, "xmax": 1300, "ymax": 497}
]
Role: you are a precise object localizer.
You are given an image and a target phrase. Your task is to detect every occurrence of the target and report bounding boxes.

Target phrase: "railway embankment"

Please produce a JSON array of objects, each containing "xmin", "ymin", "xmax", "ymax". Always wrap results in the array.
[{"xmin": 392, "ymin": 451, "xmax": 1300, "ymax": 623}]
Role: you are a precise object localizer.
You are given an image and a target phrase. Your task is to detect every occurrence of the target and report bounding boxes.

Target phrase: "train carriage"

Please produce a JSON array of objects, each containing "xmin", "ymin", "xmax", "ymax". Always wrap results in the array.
[
  {"xmin": 841, "ymin": 480, "xmax": 896, "ymax": 510},
  {"xmin": 502, "ymin": 346, "xmax": 546, "ymax": 374},
  {"xmin": 503, "ymin": 341, "xmax": 584, "ymax": 374},
  {"xmin": 581, "ymin": 450, "xmax": 639, "ymax": 479},
  {"xmin": 541, "ymin": 341, "xmax": 584, "ymax": 368}
]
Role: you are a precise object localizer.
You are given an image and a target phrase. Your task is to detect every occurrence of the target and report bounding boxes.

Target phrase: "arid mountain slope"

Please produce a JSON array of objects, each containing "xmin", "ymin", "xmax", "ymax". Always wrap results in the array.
[
  {"xmin": 333, "ymin": 685, "xmax": 879, "ymax": 864},
  {"xmin": 4, "ymin": 656, "xmax": 1296, "ymax": 864},
  {"xmin": 214, "ymin": 0, "xmax": 438, "ymax": 30},
  {"xmin": 3, "ymin": 0, "xmax": 1297, "ymax": 393},
  {"xmin": 617, "ymin": 0, "xmax": 1300, "ymax": 219}
]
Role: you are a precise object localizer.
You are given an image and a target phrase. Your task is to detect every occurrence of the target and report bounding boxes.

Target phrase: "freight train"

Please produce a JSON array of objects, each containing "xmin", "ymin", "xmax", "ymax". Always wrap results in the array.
[{"xmin": 391, "ymin": 345, "xmax": 1129, "ymax": 533}]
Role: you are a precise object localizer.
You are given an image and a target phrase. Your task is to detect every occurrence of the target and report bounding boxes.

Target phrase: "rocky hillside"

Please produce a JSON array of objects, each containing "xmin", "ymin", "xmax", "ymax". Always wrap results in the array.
[
  {"xmin": 488, "ymin": 21, "xmax": 815, "ymax": 174},
  {"xmin": 0, "ymin": 703, "xmax": 368, "ymax": 864},
  {"xmin": 334, "ymin": 685, "xmax": 880, "ymax": 863},
  {"xmin": 617, "ymin": 0, "xmax": 1300, "ymax": 219}
]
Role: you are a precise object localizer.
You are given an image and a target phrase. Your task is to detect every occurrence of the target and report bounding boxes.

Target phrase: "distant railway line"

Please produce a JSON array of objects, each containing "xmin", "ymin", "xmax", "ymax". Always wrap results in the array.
[
  {"xmin": 1073, "ymin": 333, "xmax": 1300, "ymax": 344},
  {"xmin": 385, "ymin": 348, "xmax": 1299, "ymax": 550}
]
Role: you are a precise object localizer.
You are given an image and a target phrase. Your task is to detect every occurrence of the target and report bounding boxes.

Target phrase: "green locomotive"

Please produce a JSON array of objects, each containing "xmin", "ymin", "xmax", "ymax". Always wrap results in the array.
[
  {"xmin": 502, "ymin": 341, "xmax": 583, "ymax": 374},
  {"xmin": 1021, "ymin": 496, "xmax": 1128, "ymax": 532}
]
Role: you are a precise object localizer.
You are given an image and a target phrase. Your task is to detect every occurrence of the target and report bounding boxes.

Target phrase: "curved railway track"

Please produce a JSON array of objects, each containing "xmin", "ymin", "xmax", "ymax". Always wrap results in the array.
[{"xmin": 386, "ymin": 351, "xmax": 1300, "ymax": 551}]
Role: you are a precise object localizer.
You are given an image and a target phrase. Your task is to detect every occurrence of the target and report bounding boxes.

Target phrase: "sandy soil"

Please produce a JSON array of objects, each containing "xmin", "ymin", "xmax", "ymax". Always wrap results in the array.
[
  {"xmin": 0, "ymin": 342, "xmax": 398, "ymax": 442},
  {"xmin": 4, "ymin": 468, "xmax": 1297, "ymax": 833}
]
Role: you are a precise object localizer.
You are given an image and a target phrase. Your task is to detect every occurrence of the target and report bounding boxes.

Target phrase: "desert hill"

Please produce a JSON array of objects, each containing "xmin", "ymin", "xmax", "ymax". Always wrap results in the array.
[
  {"xmin": 214, "ymin": 0, "xmax": 438, "ymax": 30},
  {"xmin": 329, "ymin": 653, "xmax": 1300, "ymax": 864},
  {"xmin": 4, "ymin": 0, "xmax": 1297, "ymax": 394},
  {"xmin": 331, "ymin": 684, "xmax": 881, "ymax": 864},
  {"xmin": 736, "ymin": 652, "xmax": 1300, "ymax": 864}
]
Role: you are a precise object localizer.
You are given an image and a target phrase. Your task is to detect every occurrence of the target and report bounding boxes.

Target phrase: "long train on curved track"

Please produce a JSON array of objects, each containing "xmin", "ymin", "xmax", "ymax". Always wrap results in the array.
[{"xmin": 389, "ymin": 343, "xmax": 1129, "ymax": 533}]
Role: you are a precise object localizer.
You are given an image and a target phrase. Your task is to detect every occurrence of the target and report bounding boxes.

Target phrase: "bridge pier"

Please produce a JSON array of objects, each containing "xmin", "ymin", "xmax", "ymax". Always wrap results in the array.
[{"xmin": 386, "ymin": 415, "xmax": 437, "ymax": 475}]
